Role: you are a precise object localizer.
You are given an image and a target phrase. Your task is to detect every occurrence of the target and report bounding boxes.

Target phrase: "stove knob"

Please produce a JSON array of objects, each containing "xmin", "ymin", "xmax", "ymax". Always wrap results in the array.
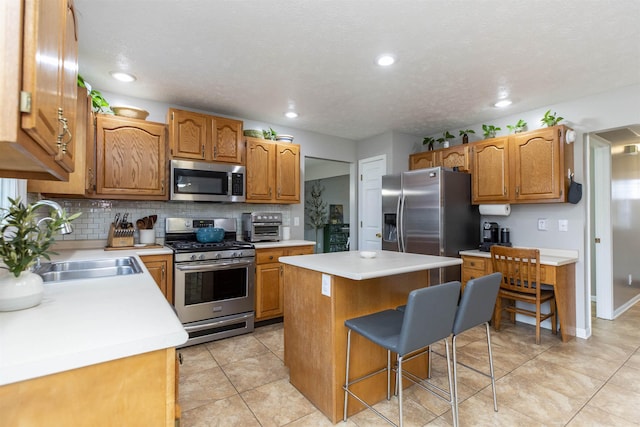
[
  {"xmin": 216, "ymin": 253, "xmax": 222, "ymax": 259},
  {"xmin": 199, "ymin": 254, "xmax": 206, "ymax": 260},
  {"xmin": 232, "ymin": 252, "xmax": 239, "ymax": 258},
  {"xmin": 190, "ymin": 254, "xmax": 197, "ymax": 261}
]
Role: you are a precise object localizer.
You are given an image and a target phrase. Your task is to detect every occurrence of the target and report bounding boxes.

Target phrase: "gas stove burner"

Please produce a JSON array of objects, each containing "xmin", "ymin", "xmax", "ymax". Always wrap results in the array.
[{"xmin": 166, "ymin": 240, "xmax": 254, "ymax": 252}]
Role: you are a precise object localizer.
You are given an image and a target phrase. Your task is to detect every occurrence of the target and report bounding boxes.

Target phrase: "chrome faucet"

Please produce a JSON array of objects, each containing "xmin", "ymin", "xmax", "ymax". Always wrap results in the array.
[{"xmin": 33, "ymin": 199, "xmax": 74, "ymax": 235}]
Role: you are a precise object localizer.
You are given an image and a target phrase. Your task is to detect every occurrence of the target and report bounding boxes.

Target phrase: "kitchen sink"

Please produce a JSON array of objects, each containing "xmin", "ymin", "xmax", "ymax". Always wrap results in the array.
[{"xmin": 35, "ymin": 257, "xmax": 143, "ymax": 282}]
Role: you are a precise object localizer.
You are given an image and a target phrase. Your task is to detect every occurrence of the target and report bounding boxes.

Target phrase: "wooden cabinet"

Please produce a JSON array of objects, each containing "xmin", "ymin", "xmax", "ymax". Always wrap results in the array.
[
  {"xmin": 246, "ymin": 137, "xmax": 300, "ymax": 203},
  {"xmin": 95, "ymin": 114, "xmax": 168, "ymax": 200},
  {"xmin": 28, "ymin": 86, "xmax": 95, "ymax": 196},
  {"xmin": 0, "ymin": 348, "xmax": 178, "ymax": 426},
  {"xmin": 167, "ymin": 108, "xmax": 244, "ymax": 164},
  {"xmin": 471, "ymin": 126, "xmax": 573, "ymax": 204},
  {"xmin": 140, "ymin": 254, "xmax": 174, "ymax": 304},
  {"xmin": 255, "ymin": 245, "xmax": 314, "ymax": 321},
  {"xmin": 409, "ymin": 150, "xmax": 439, "ymax": 170},
  {"xmin": 0, "ymin": 0, "xmax": 78, "ymax": 181},
  {"xmin": 409, "ymin": 145, "xmax": 470, "ymax": 172},
  {"xmin": 470, "ymin": 137, "xmax": 511, "ymax": 203}
]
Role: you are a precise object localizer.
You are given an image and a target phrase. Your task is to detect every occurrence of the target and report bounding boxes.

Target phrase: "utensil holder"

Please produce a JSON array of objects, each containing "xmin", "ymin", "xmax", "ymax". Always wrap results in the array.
[
  {"xmin": 107, "ymin": 224, "xmax": 135, "ymax": 248},
  {"xmin": 139, "ymin": 229, "xmax": 156, "ymax": 245}
]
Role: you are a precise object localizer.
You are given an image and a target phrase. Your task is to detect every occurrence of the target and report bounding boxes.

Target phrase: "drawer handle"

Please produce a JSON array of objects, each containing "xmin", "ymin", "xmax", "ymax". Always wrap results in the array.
[{"xmin": 269, "ymin": 255, "xmax": 274, "ymax": 260}]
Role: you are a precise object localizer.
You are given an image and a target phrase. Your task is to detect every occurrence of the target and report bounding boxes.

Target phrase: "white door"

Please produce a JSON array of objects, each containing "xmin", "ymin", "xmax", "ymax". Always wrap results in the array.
[
  {"xmin": 358, "ymin": 155, "xmax": 386, "ymax": 251},
  {"xmin": 592, "ymin": 136, "xmax": 614, "ymax": 319}
]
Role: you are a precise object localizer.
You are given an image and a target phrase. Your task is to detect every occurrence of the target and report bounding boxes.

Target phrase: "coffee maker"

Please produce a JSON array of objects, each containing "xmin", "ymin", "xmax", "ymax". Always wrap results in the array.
[{"xmin": 479, "ymin": 221, "xmax": 511, "ymax": 252}]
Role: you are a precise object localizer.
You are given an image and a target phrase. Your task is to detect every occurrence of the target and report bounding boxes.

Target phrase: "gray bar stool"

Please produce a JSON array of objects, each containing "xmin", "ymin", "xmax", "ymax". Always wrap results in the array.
[{"xmin": 343, "ymin": 281, "xmax": 461, "ymax": 427}]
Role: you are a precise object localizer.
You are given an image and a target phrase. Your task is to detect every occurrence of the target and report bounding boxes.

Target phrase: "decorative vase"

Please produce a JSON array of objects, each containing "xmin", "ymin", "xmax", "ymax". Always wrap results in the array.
[
  {"xmin": 428, "ymin": 143, "xmax": 434, "ymax": 151},
  {"xmin": 443, "ymin": 141, "xmax": 450, "ymax": 148},
  {"xmin": 462, "ymin": 134, "xmax": 469, "ymax": 144},
  {"xmin": 0, "ymin": 270, "xmax": 44, "ymax": 311}
]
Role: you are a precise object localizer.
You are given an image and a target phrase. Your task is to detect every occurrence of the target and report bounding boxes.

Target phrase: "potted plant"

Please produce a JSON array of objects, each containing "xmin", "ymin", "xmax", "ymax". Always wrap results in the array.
[
  {"xmin": 437, "ymin": 131, "xmax": 455, "ymax": 148},
  {"xmin": 482, "ymin": 124, "xmax": 501, "ymax": 139},
  {"xmin": 506, "ymin": 119, "xmax": 527, "ymax": 134},
  {"xmin": 305, "ymin": 181, "xmax": 327, "ymax": 252},
  {"xmin": 540, "ymin": 110, "xmax": 564, "ymax": 127},
  {"xmin": 459, "ymin": 129, "xmax": 475, "ymax": 144},
  {"xmin": 0, "ymin": 198, "xmax": 80, "ymax": 311},
  {"xmin": 262, "ymin": 127, "xmax": 277, "ymax": 140},
  {"xmin": 422, "ymin": 136, "xmax": 436, "ymax": 151},
  {"xmin": 78, "ymin": 74, "xmax": 111, "ymax": 113}
]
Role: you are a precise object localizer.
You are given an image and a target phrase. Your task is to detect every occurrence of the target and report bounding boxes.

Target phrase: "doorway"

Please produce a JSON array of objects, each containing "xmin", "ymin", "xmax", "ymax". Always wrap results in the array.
[
  {"xmin": 304, "ymin": 157, "xmax": 355, "ymax": 253},
  {"xmin": 589, "ymin": 124, "xmax": 640, "ymax": 320}
]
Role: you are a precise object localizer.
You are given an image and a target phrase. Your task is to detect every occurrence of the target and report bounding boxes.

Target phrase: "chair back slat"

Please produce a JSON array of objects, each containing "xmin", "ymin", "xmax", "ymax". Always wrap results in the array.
[{"xmin": 490, "ymin": 246, "xmax": 541, "ymax": 296}]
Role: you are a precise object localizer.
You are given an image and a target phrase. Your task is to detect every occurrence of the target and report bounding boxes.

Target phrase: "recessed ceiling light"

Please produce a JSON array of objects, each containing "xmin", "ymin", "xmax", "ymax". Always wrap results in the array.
[
  {"xmin": 375, "ymin": 54, "xmax": 396, "ymax": 66},
  {"xmin": 494, "ymin": 99, "xmax": 512, "ymax": 108},
  {"xmin": 284, "ymin": 111, "xmax": 299, "ymax": 119},
  {"xmin": 110, "ymin": 71, "xmax": 136, "ymax": 82}
]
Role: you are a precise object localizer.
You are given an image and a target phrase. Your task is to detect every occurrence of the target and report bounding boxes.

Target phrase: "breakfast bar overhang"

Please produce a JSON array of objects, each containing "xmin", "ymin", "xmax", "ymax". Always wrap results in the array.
[{"xmin": 279, "ymin": 250, "xmax": 463, "ymax": 423}]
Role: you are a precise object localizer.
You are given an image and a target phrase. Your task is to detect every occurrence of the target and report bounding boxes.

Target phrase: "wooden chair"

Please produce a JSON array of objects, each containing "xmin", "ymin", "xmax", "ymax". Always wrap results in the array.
[{"xmin": 490, "ymin": 246, "xmax": 556, "ymax": 344}]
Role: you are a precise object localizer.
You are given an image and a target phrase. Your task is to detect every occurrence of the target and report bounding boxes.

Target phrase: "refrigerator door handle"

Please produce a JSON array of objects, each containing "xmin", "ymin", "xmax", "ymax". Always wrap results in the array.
[{"xmin": 398, "ymin": 193, "xmax": 405, "ymax": 252}]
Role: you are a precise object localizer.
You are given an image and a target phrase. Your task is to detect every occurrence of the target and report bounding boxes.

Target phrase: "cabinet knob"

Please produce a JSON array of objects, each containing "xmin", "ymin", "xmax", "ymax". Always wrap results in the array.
[
  {"xmin": 269, "ymin": 255, "xmax": 274, "ymax": 260},
  {"xmin": 470, "ymin": 262, "xmax": 476, "ymax": 267}
]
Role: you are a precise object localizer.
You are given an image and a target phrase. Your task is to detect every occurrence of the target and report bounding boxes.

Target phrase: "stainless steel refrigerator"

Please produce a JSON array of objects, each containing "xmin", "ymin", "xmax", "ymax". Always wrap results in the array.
[{"xmin": 382, "ymin": 167, "xmax": 480, "ymax": 284}]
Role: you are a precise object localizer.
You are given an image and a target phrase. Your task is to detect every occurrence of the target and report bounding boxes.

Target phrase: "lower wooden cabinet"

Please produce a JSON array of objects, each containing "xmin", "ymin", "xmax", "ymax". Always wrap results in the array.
[
  {"xmin": 255, "ymin": 245, "xmax": 314, "ymax": 321},
  {"xmin": 140, "ymin": 254, "xmax": 174, "ymax": 304},
  {"xmin": 0, "ymin": 348, "xmax": 178, "ymax": 426}
]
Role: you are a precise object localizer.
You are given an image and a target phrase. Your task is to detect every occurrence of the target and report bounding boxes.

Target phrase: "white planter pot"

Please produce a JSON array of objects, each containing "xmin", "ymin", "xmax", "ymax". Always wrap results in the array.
[
  {"xmin": 443, "ymin": 141, "xmax": 450, "ymax": 148},
  {"xmin": 0, "ymin": 270, "xmax": 44, "ymax": 312}
]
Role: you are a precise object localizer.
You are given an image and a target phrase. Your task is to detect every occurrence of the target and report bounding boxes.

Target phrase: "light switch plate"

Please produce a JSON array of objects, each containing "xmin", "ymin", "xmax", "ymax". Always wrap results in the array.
[
  {"xmin": 558, "ymin": 219, "xmax": 568, "ymax": 232},
  {"xmin": 294, "ymin": 217, "xmax": 300, "ymax": 226},
  {"xmin": 321, "ymin": 274, "xmax": 331, "ymax": 297}
]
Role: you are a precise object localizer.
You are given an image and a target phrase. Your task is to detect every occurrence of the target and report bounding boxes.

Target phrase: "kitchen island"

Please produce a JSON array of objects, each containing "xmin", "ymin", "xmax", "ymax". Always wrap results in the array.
[
  {"xmin": 279, "ymin": 250, "xmax": 462, "ymax": 423},
  {"xmin": 0, "ymin": 248, "xmax": 188, "ymax": 426}
]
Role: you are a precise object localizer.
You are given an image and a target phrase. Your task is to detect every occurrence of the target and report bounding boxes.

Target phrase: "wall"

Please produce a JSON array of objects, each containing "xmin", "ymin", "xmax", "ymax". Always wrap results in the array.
[
  {"xmin": 611, "ymin": 147, "xmax": 640, "ymax": 308},
  {"xmin": 356, "ymin": 130, "xmax": 421, "ymax": 175}
]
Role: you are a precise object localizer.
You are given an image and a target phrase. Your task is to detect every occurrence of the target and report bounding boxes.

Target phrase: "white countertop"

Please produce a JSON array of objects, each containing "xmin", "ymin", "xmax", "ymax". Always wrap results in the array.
[
  {"xmin": 0, "ymin": 248, "xmax": 187, "ymax": 386},
  {"xmin": 253, "ymin": 240, "xmax": 316, "ymax": 249},
  {"xmin": 459, "ymin": 248, "xmax": 579, "ymax": 266},
  {"xmin": 279, "ymin": 250, "xmax": 462, "ymax": 280}
]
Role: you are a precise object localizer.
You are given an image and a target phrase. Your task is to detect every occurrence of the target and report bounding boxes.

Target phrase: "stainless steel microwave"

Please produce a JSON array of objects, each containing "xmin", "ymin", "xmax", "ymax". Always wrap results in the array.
[{"xmin": 170, "ymin": 159, "xmax": 245, "ymax": 202}]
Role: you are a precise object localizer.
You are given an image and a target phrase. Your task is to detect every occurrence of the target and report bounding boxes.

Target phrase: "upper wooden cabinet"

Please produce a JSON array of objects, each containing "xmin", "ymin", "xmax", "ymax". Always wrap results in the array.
[
  {"xmin": 95, "ymin": 114, "xmax": 168, "ymax": 200},
  {"xmin": 0, "ymin": 0, "xmax": 78, "ymax": 180},
  {"xmin": 409, "ymin": 150, "xmax": 440, "ymax": 170},
  {"xmin": 246, "ymin": 137, "xmax": 300, "ymax": 204},
  {"xmin": 470, "ymin": 136, "xmax": 511, "ymax": 203},
  {"xmin": 471, "ymin": 125, "xmax": 573, "ymax": 204},
  {"xmin": 167, "ymin": 108, "xmax": 244, "ymax": 164},
  {"xmin": 409, "ymin": 145, "xmax": 470, "ymax": 172},
  {"xmin": 28, "ymin": 86, "xmax": 94, "ymax": 196}
]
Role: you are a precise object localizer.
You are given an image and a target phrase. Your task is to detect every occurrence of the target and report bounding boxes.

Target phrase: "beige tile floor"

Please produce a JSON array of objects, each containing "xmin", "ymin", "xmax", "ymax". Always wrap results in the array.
[{"xmin": 179, "ymin": 303, "xmax": 640, "ymax": 426}]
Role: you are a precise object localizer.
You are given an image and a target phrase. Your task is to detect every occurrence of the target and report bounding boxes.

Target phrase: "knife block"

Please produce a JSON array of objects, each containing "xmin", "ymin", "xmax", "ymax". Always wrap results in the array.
[{"xmin": 107, "ymin": 223, "xmax": 134, "ymax": 248}]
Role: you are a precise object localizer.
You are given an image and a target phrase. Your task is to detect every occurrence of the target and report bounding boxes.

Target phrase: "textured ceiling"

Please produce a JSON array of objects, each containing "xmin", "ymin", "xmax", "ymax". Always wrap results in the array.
[{"xmin": 75, "ymin": 0, "xmax": 640, "ymax": 141}]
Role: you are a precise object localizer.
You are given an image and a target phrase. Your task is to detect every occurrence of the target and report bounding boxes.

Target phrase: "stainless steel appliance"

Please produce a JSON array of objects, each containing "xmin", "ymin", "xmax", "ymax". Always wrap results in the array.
[
  {"xmin": 382, "ymin": 167, "xmax": 480, "ymax": 284},
  {"xmin": 479, "ymin": 221, "xmax": 512, "ymax": 252},
  {"xmin": 170, "ymin": 159, "xmax": 245, "ymax": 202},
  {"xmin": 242, "ymin": 212, "xmax": 282, "ymax": 242},
  {"xmin": 165, "ymin": 217, "xmax": 255, "ymax": 347}
]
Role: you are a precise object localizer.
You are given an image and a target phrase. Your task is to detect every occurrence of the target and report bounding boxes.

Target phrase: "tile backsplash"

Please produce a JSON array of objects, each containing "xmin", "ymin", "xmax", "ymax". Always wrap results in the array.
[{"xmin": 35, "ymin": 197, "xmax": 292, "ymax": 242}]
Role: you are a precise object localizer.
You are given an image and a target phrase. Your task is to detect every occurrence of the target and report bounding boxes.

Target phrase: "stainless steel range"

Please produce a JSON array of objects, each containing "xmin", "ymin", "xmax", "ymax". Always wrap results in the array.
[{"xmin": 165, "ymin": 217, "xmax": 255, "ymax": 347}]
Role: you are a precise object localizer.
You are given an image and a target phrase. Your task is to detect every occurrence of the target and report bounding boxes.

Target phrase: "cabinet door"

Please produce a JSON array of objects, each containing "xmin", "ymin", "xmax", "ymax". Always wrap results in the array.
[
  {"xmin": 168, "ymin": 109, "xmax": 207, "ymax": 160},
  {"xmin": 471, "ymin": 137, "xmax": 510, "ymax": 203},
  {"xmin": 409, "ymin": 151, "xmax": 439, "ymax": 170},
  {"xmin": 54, "ymin": 0, "xmax": 78, "ymax": 172},
  {"xmin": 246, "ymin": 138, "xmax": 275, "ymax": 201},
  {"xmin": 255, "ymin": 263, "xmax": 283, "ymax": 320},
  {"xmin": 511, "ymin": 127, "xmax": 564, "ymax": 202},
  {"xmin": 211, "ymin": 117, "xmax": 244, "ymax": 164},
  {"xmin": 140, "ymin": 254, "xmax": 174, "ymax": 304},
  {"xmin": 28, "ymin": 86, "xmax": 92, "ymax": 196},
  {"xmin": 96, "ymin": 115, "xmax": 167, "ymax": 199},
  {"xmin": 441, "ymin": 145, "xmax": 470, "ymax": 172},
  {"xmin": 275, "ymin": 143, "xmax": 300, "ymax": 202}
]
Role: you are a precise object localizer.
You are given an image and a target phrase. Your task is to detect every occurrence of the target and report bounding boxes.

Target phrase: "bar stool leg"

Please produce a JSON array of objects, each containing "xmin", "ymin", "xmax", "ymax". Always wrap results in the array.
[
  {"xmin": 485, "ymin": 322, "xmax": 498, "ymax": 412},
  {"xmin": 397, "ymin": 354, "xmax": 404, "ymax": 427},
  {"xmin": 452, "ymin": 335, "xmax": 459, "ymax": 427},
  {"xmin": 343, "ymin": 329, "xmax": 352, "ymax": 422}
]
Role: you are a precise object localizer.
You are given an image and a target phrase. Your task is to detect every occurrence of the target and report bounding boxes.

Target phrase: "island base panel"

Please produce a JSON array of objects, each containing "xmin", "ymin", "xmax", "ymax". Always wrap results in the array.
[
  {"xmin": 0, "ymin": 348, "xmax": 177, "ymax": 426},
  {"xmin": 284, "ymin": 265, "xmax": 431, "ymax": 423}
]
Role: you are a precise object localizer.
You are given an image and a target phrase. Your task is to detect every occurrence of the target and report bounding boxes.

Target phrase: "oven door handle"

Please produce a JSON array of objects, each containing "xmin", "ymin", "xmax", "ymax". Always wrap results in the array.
[{"xmin": 176, "ymin": 260, "xmax": 254, "ymax": 272}]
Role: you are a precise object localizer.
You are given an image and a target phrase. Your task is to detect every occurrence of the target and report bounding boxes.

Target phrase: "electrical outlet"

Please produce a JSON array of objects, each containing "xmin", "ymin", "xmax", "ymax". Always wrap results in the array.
[
  {"xmin": 537, "ymin": 218, "xmax": 548, "ymax": 231},
  {"xmin": 294, "ymin": 217, "xmax": 300, "ymax": 226},
  {"xmin": 558, "ymin": 219, "xmax": 568, "ymax": 232}
]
